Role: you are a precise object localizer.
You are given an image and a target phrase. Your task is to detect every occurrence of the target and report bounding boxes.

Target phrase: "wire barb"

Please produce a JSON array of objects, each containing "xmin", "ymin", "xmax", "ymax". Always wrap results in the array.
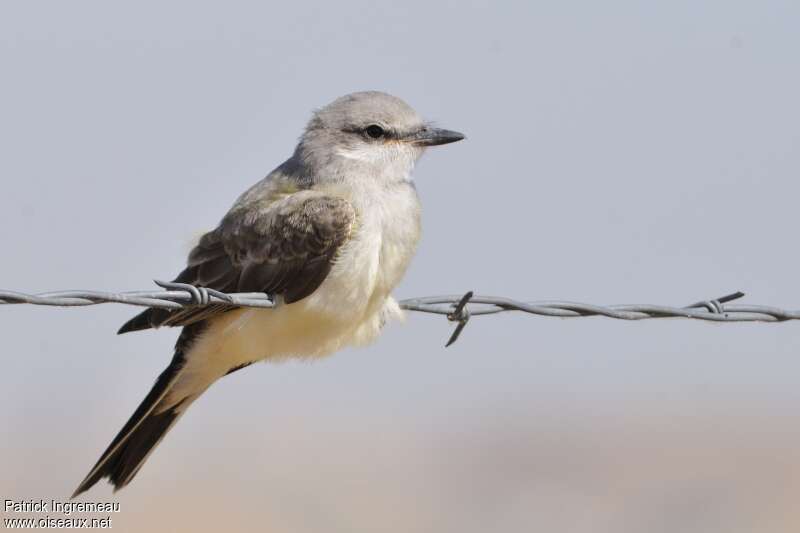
[
  {"xmin": 153, "ymin": 280, "xmax": 235, "ymax": 306},
  {"xmin": 445, "ymin": 291, "xmax": 473, "ymax": 347},
  {"xmin": 685, "ymin": 291, "xmax": 745, "ymax": 315}
]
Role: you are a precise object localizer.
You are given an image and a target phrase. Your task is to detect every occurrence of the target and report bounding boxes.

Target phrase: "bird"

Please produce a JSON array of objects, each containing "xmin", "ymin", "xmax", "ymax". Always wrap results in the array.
[{"xmin": 72, "ymin": 91, "xmax": 464, "ymax": 496}]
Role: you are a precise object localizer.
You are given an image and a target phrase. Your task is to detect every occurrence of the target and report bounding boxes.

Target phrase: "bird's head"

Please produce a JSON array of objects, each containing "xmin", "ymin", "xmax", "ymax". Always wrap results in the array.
[{"xmin": 296, "ymin": 91, "xmax": 464, "ymax": 184}]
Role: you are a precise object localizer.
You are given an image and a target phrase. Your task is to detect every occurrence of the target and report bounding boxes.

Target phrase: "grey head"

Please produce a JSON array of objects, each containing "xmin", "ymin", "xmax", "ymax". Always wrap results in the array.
[{"xmin": 288, "ymin": 91, "xmax": 464, "ymax": 185}]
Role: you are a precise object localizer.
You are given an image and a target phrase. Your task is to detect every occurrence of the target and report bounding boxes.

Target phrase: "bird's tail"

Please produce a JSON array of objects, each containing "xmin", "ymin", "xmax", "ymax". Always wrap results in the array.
[{"xmin": 72, "ymin": 324, "xmax": 205, "ymax": 497}]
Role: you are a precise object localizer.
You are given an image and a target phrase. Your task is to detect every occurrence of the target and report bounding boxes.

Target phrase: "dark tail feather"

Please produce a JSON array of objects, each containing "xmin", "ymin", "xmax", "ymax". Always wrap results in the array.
[
  {"xmin": 71, "ymin": 362, "xmax": 184, "ymax": 497},
  {"xmin": 72, "ymin": 325, "xmax": 202, "ymax": 497}
]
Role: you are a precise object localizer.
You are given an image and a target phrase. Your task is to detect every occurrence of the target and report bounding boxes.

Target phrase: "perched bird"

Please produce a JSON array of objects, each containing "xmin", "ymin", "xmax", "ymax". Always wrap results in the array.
[{"xmin": 72, "ymin": 91, "xmax": 464, "ymax": 496}]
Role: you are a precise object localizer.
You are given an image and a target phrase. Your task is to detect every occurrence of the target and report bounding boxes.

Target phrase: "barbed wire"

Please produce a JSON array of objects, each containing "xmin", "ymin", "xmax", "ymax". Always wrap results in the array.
[{"xmin": 2, "ymin": 281, "xmax": 799, "ymax": 346}]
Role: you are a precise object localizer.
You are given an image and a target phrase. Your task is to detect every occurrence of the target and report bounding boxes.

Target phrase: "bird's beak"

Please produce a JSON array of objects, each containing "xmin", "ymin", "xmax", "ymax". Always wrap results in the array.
[{"xmin": 407, "ymin": 127, "xmax": 466, "ymax": 147}]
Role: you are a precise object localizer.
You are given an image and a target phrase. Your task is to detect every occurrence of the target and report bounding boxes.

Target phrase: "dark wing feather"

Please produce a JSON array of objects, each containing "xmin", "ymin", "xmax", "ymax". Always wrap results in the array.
[{"xmin": 118, "ymin": 191, "xmax": 355, "ymax": 333}]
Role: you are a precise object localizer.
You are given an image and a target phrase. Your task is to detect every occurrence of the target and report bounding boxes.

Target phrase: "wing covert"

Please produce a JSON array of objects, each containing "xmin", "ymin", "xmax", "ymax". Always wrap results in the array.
[
  {"xmin": 222, "ymin": 191, "xmax": 356, "ymax": 303},
  {"xmin": 118, "ymin": 191, "xmax": 356, "ymax": 333}
]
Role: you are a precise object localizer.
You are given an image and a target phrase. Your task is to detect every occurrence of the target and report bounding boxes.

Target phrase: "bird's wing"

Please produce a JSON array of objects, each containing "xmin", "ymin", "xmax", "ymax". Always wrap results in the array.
[{"xmin": 119, "ymin": 189, "xmax": 356, "ymax": 332}]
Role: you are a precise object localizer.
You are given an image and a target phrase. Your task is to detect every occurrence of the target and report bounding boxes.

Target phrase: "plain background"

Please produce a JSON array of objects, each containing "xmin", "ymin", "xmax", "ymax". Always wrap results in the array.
[{"xmin": 2, "ymin": 1, "xmax": 800, "ymax": 531}]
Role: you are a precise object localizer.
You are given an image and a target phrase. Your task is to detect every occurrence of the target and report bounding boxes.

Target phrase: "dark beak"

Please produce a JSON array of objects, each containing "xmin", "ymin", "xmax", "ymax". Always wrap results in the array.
[{"xmin": 408, "ymin": 127, "xmax": 465, "ymax": 147}]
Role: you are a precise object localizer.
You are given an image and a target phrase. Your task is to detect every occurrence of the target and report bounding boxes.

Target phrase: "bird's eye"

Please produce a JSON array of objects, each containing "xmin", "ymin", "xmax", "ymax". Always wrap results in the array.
[{"xmin": 365, "ymin": 125, "xmax": 385, "ymax": 139}]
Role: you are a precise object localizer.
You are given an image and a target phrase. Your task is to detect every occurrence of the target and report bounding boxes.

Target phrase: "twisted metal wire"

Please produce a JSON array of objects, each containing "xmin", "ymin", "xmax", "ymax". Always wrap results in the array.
[{"xmin": 2, "ymin": 281, "xmax": 799, "ymax": 346}]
